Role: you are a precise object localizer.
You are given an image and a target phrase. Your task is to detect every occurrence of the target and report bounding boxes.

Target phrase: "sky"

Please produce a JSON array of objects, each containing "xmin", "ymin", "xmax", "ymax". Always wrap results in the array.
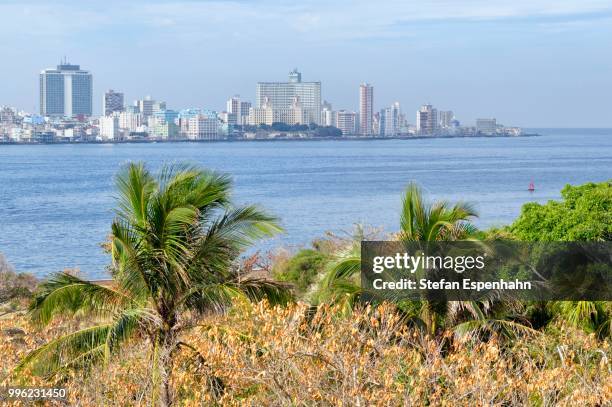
[{"xmin": 1, "ymin": 0, "xmax": 611, "ymax": 127}]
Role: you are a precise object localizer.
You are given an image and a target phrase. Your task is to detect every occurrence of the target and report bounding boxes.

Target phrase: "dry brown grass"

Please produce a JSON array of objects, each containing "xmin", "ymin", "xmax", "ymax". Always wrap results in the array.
[{"xmin": 1, "ymin": 302, "xmax": 610, "ymax": 406}]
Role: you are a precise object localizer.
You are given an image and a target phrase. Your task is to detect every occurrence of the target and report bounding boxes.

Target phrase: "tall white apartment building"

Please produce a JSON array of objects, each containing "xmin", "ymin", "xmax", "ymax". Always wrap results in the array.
[
  {"xmin": 416, "ymin": 104, "xmax": 438, "ymax": 135},
  {"xmin": 321, "ymin": 101, "xmax": 335, "ymax": 126},
  {"xmin": 439, "ymin": 110, "xmax": 454, "ymax": 129},
  {"xmin": 256, "ymin": 69, "xmax": 321, "ymax": 125},
  {"xmin": 359, "ymin": 83, "xmax": 374, "ymax": 135},
  {"xmin": 380, "ymin": 102, "xmax": 401, "ymax": 136}
]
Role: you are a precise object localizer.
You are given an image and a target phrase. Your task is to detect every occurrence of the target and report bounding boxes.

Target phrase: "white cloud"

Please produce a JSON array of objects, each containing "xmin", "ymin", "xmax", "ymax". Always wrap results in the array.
[{"xmin": 2, "ymin": 0, "xmax": 611, "ymax": 45}]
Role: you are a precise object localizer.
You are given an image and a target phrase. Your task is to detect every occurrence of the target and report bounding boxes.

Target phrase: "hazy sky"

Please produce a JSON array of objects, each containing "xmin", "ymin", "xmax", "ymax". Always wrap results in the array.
[{"xmin": 1, "ymin": 0, "xmax": 611, "ymax": 127}]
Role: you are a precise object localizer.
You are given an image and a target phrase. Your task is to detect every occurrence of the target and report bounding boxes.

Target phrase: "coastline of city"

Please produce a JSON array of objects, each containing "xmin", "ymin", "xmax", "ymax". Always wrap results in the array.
[
  {"xmin": 1, "ymin": 65, "xmax": 527, "ymax": 144},
  {"xmin": 0, "ymin": 132, "xmax": 541, "ymax": 145}
]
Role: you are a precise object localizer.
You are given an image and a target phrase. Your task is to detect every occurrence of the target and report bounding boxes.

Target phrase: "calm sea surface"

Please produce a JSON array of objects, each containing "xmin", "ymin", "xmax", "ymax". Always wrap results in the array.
[{"xmin": 1, "ymin": 129, "xmax": 610, "ymax": 279}]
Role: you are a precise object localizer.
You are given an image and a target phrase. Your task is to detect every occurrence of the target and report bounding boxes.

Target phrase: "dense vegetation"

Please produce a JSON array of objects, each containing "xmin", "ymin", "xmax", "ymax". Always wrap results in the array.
[
  {"xmin": 510, "ymin": 181, "xmax": 611, "ymax": 241},
  {"xmin": 0, "ymin": 171, "xmax": 610, "ymax": 405}
]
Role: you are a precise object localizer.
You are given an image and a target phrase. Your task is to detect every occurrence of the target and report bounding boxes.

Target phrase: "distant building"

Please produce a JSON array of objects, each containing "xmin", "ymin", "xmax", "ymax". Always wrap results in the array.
[
  {"xmin": 40, "ymin": 61, "xmax": 92, "ymax": 117},
  {"xmin": 0, "ymin": 106, "xmax": 17, "ymax": 124},
  {"xmin": 416, "ymin": 104, "xmax": 438, "ymax": 135},
  {"xmin": 256, "ymin": 69, "xmax": 321, "ymax": 125},
  {"xmin": 336, "ymin": 110, "xmax": 357, "ymax": 135},
  {"xmin": 359, "ymin": 83, "xmax": 374, "ymax": 135},
  {"xmin": 226, "ymin": 95, "xmax": 251, "ymax": 126},
  {"xmin": 119, "ymin": 111, "xmax": 143, "ymax": 131},
  {"xmin": 187, "ymin": 111, "xmax": 219, "ymax": 140},
  {"xmin": 380, "ymin": 102, "xmax": 401, "ymax": 137},
  {"xmin": 439, "ymin": 110, "xmax": 454, "ymax": 129},
  {"xmin": 321, "ymin": 101, "xmax": 335, "ymax": 127},
  {"xmin": 248, "ymin": 96, "xmax": 306, "ymax": 126},
  {"xmin": 99, "ymin": 115, "xmax": 119, "ymax": 140},
  {"xmin": 239, "ymin": 101, "xmax": 251, "ymax": 125},
  {"xmin": 476, "ymin": 118, "xmax": 497, "ymax": 135},
  {"xmin": 136, "ymin": 96, "xmax": 155, "ymax": 118},
  {"xmin": 103, "ymin": 90, "xmax": 124, "ymax": 116}
]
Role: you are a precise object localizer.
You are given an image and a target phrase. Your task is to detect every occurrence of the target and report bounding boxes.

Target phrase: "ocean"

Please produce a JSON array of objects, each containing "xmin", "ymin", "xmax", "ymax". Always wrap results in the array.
[{"xmin": 0, "ymin": 128, "xmax": 610, "ymax": 279}]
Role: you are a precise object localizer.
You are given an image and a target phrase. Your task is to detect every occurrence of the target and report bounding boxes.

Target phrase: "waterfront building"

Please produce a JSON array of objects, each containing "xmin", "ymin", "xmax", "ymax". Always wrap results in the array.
[
  {"xmin": 256, "ymin": 69, "xmax": 321, "ymax": 125},
  {"xmin": 359, "ymin": 83, "xmax": 374, "ymax": 135},
  {"xmin": 40, "ymin": 61, "xmax": 92, "ymax": 117},
  {"xmin": 99, "ymin": 115, "xmax": 119, "ymax": 140},
  {"xmin": 178, "ymin": 108, "xmax": 202, "ymax": 137},
  {"xmin": 103, "ymin": 90, "xmax": 124, "ymax": 116},
  {"xmin": 321, "ymin": 101, "xmax": 335, "ymax": 127},
  {"xmin": 136, "ymin": 96, "xmax": 155, "ymax": 118},
  {"xmin": 416, "ymin": 104, "xmax": 438, "ymax": 135},
  {"xmin": 380, "ymin": 102, "xmax": 401, "ymax": 137},
  {"xmin": 187, "ymin": 111, "xmax": 220, "ymax": 140},
  {"xmin": 476, "ymin": 118, "xmax": 497, "ymax": 135},
  {"xmin": 248, "ymin": 96, "xmax": 307, "ymax": 126},
  {"xmin": 249, "ymin": 97, "xmax": 273, "ymax": 126},
  {"xmin": 336, "ymin": 110, "xmax": 357, "ymax": 135},
  {"xmin": 119, "ymin": 111, "xmax": 144, "ymax": 131},
  {"xmin": 148, "ymin": 109, "xmax": 179, "ymax": 139},
  {"xmin": 149, "ymin": 119, "xmax": 179, "ymax": 139},
  {"xmin": 226, "ymin": 95, "xmax": 240, "ymax": 126},
  {"xmin": 0, "ymin": 106, "xmax": 17, "ymax": 124},
  {"xmin": 439, "ymin": 110, "xmax": 454, "ymax": 129},
  {"xmin": 152, "ymin": 101, "xmax": 166, "ymax": 115},
  {"xmin": 239, "ymin": 101, "xmax": 251, "ymax": 125}
]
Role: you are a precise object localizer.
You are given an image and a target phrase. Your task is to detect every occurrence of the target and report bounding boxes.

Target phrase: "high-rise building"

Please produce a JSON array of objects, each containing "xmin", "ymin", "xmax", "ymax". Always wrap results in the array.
[
  {"xmin": 359, "ymin": 83, "xmax": 374, "ymax": 135},
  {"xmin": 227, "ymin": 95, "xmax": 251, "ymax": 126},
  {"xmin": 136, "ymin": 96, "xmax": 155, "ymax": 118},
  {"xmin": 416, "ymin": 104, "xmax": 438, "ymax": 135},
  {"xmin": 321, "ymin": 101, "xmax": 335, "ymax": 127},
  {"xmin": 336, "ymin": 110, "xmax": 357, "ymax": 135},
  {"xmin": 476, "ymin": 118, "xmax": 497, "ymax": 135},
  {"xmin": 256, "ymin": 69, "xmax": 321, "ymax": 125},
  {"xmin": 40, "ymin": 61, "xmax": 92, "ymax": 117},
  {"xmin": 103, "ymin": 90, "xmax": 124, "ymax": 116},
  {"xmin": 239, "ymin": 101, "xmax": 251, "ymax": 125},
  {"xmin": 380, "ymin": 102, "xmax": 401, "ymax": 137},
  {"xmin": 439, "ymin": 110, "xmax": 454, "ymax": 129}
]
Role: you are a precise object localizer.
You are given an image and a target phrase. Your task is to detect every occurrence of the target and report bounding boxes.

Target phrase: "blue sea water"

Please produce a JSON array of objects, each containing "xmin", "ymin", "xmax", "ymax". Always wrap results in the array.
[{"xmin": 0, "ymin": 129, "xmax": 610, "ymax": 279}]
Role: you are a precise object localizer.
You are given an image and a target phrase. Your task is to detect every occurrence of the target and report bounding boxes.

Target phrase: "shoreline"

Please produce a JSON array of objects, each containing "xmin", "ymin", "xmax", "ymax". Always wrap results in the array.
[{"xmin": 0, "ymin": 133, "xmax": 541, "ymax": 145}]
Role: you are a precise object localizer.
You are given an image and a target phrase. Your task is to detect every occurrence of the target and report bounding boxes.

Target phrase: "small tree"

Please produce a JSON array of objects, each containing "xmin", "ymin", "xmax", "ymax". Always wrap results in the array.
[{"xmin": 17, "ymin": 163, "xmax": 290, "ymax": 405}]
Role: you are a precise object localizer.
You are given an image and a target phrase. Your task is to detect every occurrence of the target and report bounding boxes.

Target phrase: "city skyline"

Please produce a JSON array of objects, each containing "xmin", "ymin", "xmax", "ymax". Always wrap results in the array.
[{"xmin": 1, "ymin": 1, "xmax": 612, "ymax": 127}]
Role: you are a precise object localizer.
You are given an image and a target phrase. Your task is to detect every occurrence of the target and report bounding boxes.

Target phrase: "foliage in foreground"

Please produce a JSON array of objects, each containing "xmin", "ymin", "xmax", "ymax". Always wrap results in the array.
[
  {"xmin": 510, "ymin": 180, "xmax": 611, "ymax": 241},
  {"xmin": 12, "ymin": 163, "xmax": 289, "ymax": 406},
  {"xmin": 1, "ymin": 302, "xmax": 610, "ymax": 406}
]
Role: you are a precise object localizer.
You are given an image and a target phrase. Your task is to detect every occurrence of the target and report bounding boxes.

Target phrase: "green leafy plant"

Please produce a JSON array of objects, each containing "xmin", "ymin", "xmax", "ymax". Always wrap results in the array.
[{"xmin": 16, "ymin": 162, "xmax": 291, "ymax": 406}]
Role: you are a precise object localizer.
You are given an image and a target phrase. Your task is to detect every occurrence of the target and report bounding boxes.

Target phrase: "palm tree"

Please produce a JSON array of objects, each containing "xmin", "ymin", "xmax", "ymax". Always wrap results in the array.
[
  {"xmin": 316, "ymin": 183, "xmax": 479, "ymax": 331},
  {"xmin": 16, "ymin": 163, "xmax": 290, "ymax": 406}
]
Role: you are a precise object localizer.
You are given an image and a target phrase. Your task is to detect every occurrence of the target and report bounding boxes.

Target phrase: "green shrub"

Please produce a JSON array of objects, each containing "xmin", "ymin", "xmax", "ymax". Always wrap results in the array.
[{"xmin": 273, "ymin": 249, "xmax": 330, "ymax": 294}]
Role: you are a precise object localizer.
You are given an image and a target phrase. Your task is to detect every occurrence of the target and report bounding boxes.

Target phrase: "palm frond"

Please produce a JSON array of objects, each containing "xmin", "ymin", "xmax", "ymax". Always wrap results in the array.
[{"xmin": 29, "ymin": 272, "xmax": 134, "ymax": 326}]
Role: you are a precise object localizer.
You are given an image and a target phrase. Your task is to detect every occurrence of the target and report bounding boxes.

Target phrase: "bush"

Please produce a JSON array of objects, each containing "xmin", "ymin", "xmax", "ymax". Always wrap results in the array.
[
  {"xmin": 0, "ymin": 253, "xmax": 38, "ymax": 307},
  {"xmin": 510, "ymin": 180, "xmax": 611, "ymax": 241},
  {"xmin": 273, "ymin": 249, "xmax": 330, "ymax": 294}
]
